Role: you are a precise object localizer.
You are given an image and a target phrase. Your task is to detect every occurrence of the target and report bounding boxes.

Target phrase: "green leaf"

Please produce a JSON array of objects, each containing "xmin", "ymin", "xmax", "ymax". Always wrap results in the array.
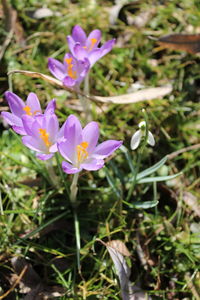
[
  {"xmin": 104, "ymin": 167, "xmax": 121, "ymax": 199},
  {"xmin": 120, "ymin": 145, "xmax": 135, "ymax": 173},
  {"xmin": 136, "ymin": 156, "xmax": 168, "ymax": 180},
  {"xmin": 137, "ymin": 172, "xmax": 182, "ymax": 184},
  {"xmin": 124, "ymin": 200, "xmax": 159, "ymax": 209}
]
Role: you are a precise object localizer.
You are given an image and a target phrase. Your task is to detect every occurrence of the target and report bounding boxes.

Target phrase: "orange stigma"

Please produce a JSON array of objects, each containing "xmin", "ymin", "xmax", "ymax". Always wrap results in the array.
[
  {"xmin": 89, "ymin": 38, "xmax": 97, "ymax": 51},
  {"xmin": 39, "ymin": 128, "xmax": 51, "ymax": 147},
  {"xmin": 23, "ymin": 106, "xmax": 41, "ymax": 116},
  {"xmin": 65, "ymin": 57, "xmax": 77, "ymax": 79},
  {"xmin": 23, "ymin": 106, "xmax": 32, "ymax": 116},
  {"xmin": 77, "ymin": 141, "xmax": 89, "ymax": 163}
]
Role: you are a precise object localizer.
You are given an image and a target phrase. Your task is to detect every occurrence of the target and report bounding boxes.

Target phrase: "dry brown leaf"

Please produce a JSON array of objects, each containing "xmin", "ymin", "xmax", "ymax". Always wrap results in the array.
[
  {"xmin": 95, "ymin": 85, "xmax": 172, "ymax": 104},
  {"xmin": 8, "ymin": 70, "xmax": 172, "ymax": 105},
  {"xmin": 2, "ymin": 0, "xmax": 25, "ymax": 45},
  {"xmin": 158, "ymin": 33, "xmax": 200, "ymax": 54},
  {"xmin": 107, "ymin": 240, "xmax": 131, "ymax": 257},
  {"xmin": 11, "ymin": 257, "xmax": 66, "ymax": 299},
  {"xmin": 183, "ymin": 192, "xmax": 200, "ymax": 217},
  {"xmin": 98, "ymin": 239, "xmax": 151, "ymax": 300}
]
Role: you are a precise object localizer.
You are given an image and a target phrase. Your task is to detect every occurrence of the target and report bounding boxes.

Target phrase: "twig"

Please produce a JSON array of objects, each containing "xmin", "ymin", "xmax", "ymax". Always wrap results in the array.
[
  {"xmin": 0, "ymin": 29, "xmax": 14, "ymax": 62},
  {"xmin": 7, "ymin": 70, "xmax": 172, "ymax": 105},
  {"xmin": 167, "ymin": 143, "xmax": 200, "ymax": 159},
  {"xmin": 0, "ymin": 265, "xmax": 28, "ymax": 299}
]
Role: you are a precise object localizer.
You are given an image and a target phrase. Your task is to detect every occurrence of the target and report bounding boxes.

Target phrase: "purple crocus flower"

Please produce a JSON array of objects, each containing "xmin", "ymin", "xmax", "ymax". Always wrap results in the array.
[
  {"xmin": 48, "ymin": 53, "xmax": 90, "ymax": 89},
  {"xmin": 58, "ymin": 115, "xmax": 122, "ymax": 174},
  {"xmin": 67, "ymin": 25, "xmax": 115, "ymax": 67},
  {"xmin": 21, "ymin": 113, "xmax": 65, "ymax": 160},
  {"xmin": 1, "ymin": 91, "xmax": 56, "ymax": 135}
]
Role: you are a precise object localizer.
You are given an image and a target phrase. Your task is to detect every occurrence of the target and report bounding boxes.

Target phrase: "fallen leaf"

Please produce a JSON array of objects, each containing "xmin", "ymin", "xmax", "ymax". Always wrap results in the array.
[
  {"xmin": 2, "ymin": 0, "xmax": 25, "ymax": 45},
  {"xmin": 11, "ymin": 257, "xmax": 66, "ymax": 299},
  {"xmin": 95, "ymin": 85, "xmax": 172, "ymax": 104},
  {"xmin": 98, "ymin": 239, "xmax": 151, "ymax": 300},
  {"xmin": 158, "ymin": 33, "xmax": 200, "ymax": 54},
  {"xmin": 8, "ymin": 70, "xmax": 172, "ymax": 105},
  {"xmin": 107, "ymin": 240, "xmax": 131, "ymax": 257},
  {"xmin": 183, "ymin": 191, "xmax": 200, "ymax": 217}
]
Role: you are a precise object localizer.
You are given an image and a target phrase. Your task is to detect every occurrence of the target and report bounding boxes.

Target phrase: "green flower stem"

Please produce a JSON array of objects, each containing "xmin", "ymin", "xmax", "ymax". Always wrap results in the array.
[
  {"xmin": 126, "ymin": 148, "xmax": 143, "ymax": 202},
  {"xmin": 126, "ymin": 110, "xmax": 149, "ymax": 202},
  {"xmin": 46, "ymin": 158, "xmax": 58, "ymax": 187},
  {"xmin": 78, "ymin": 74, "xmax": 92, "ymax": 123},
  {"xmin": 55, "ymin": 153, "xmax": 69, "ymax": 196},
  {"xmin": 70, "ymin": 173, "xmax": 81, "ymax": 272}
]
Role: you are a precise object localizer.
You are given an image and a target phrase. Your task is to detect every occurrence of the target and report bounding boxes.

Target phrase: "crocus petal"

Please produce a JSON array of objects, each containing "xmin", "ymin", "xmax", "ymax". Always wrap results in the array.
[
  {"xmin": 82, "ymin": 121, "xmax": 99, "ymax": 154},
  {"xmin": 46, "ymin": 114, "xmax": 59, "ymax": 142},
  {"xmin": 1, "ymin": 111, "xmax": 22, "ymax": 127},
  {"xmin": 26, "ymin": 93, "xmax": 42, "ymax": 115},
  {"xmin": 130, "ymin": 130, "xmax": 142, "ymax": 150},
  {"xmin": 79, "ymin": 58, "xmax": 90, "ymax": 77},
  {"xmin": 48, "ymin": 58, "xmax": 66, "ymax": 81},
  {"xmin": 99, "ymin": 39, "xmax": 115, "ymax": 58},
  {"xmin": 22, "ymin": 136, "xmax": 44, "ymax": 152},
  {"xmin": 71, "ymin": 25, "xmax": 87, "ymax": 44},
  {"xmin": 93, "ymin": 140, "xmax": 122, "ymax": 159},
  {"xmin": 63, "ymin": 115, "xmax": 82, "ymax": 146},
  {"xmin": 22, "ymin": 115, "xmax": 36, "ymax": 136},
  {"xmin": 66, "ymin": 35, "xmax": 76, "ymax": 56},
  {"xmin": 4, "ymin": 91, "xmax": 24, "ymax": 117},
  {"xmin": 62, "ymin": 161, "xmax": 81, "ymax": 174},
  {"xmin": 86, "ymin": 29, "xmax": 101, "ymax": 49},
  {"xmin": 44, "ymin": 99, "xmax": 56, "ymax": 115},
  {"xmin": 147, "ymin": 131, "xmax": 155, "ymax": 146},
  {"xmin": 58, "ymin": 139, "xmax": 76, "ymax": 164},
  {"xmin": 63, "ymin": 76, "xmax": 76, "ymax": 87},
  {"xmin": 88, "ymin": 49, "xmax": 102, "ymax": 66},
  {"xmin": 12, "ymin": 125, "xmax": 27, "ymax": 135},
  {"xmin": 49, "ymin": 142, "xmax": 58, "ymax": 153},
  {"xmin": 36, "ymin": 153, "xmax": 54, "ymax": 160},
  {"xmin": 73, "ymin": 43, "xmax": 88, "ymax": 60},
  {"xmin": 81, "ymin": 158, "xmax": 104, "ymax": 171},
  {"xmin": 57, "ymin": 119, "xmax": 67, "ymax": 140}
]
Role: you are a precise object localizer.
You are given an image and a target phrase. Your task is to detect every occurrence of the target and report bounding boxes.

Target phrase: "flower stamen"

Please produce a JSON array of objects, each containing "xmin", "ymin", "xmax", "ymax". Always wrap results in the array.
[
  {"xmin": 89, "ymin": 38, "xmax": 97, "ymax": 51},
  {"xmin": 39, "ymin": 128, "xmax": 51, "ymax": 147},
  {"xmin": 23, "ymin": 106, "xmax": 32, "ymax": 116},
  {"xmin": 65, "ymin": 58, "xmax": 77, "ymax": 79},
  {"xmin": 77, "ymin": 141, "xmax": 89, "ymax": 164}
]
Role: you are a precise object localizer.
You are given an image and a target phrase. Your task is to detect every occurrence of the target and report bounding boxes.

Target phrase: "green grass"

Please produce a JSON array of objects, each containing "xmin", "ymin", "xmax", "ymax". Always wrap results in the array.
[{"xmin": 0, "ymin": 0, "xmax": 200, "ymax": 299}]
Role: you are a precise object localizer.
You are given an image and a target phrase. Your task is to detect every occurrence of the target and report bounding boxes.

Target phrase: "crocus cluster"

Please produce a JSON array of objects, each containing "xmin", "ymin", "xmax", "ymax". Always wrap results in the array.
[
  {"xmin": 48, "ymin": 25, "xmax": 115, "ymax": 89},
  {"xmin": 1, "ymin": 91, "xmax": 122, "ymax": 170}
]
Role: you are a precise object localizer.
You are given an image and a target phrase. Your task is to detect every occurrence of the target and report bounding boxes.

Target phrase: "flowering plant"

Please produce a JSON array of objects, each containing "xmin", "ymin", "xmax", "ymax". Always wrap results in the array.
[
  {"xmin": 22, "ymin": 113, "xmax": 65, "ymax": 160},
  {"xmin": 67, "ymin": 25, "xmax": 115, "ymax": 67},
  {"xmin": 48, "ymin": 53, "xmax": 90, "ymax": 89},
  {"xmin": 1, "ymin": 91, "xmax": 55, "ymax": 135},
  {"xmin": 58, "ymin": 115, "xmax": 122, "ymax": 174}
]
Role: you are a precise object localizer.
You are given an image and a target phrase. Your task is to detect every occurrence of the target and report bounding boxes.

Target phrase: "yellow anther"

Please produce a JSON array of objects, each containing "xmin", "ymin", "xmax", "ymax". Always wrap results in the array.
[
  {"xmin": 65, "ymin": 57, "xmax": 77, "ymax": 79},
  {"xmin": 23, "ymin": 106, "xmax": 32, "ymax": 116},
  {"xmin": 77, "ymin": 141, "xmax": 89, "ymax": 163},
  {"xmin": 89, "ymin": 38, "xmax": 97, "ymax": 51},
  {"xmin": 65, "ymin": 58, "xmax": 73, "ymax": 64},
  {"xmin": 39, "ymin": 128, "xmax": 51, "ymax": 147}
]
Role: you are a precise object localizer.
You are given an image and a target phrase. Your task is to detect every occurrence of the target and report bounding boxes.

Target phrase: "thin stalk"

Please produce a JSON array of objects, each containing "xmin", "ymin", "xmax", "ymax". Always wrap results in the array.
[
  {"xmin": 126, "ymin": 149, "xmax": 143, "ymax": 202},
  {"xmin": 0, "ymin": 191, "xmax": 4, "ymax": 215},
  {"xmin": 55, "ymin": 153, "xmax": 69, "ymax": 196},
  {"xmin": 46, "ymin": 158, "xmax": 58, "ymax": 187},
  {"xmin": 153, "ymin": 181, "xmax": 158, "ymax": 215},
  {"xmin": 126, "ymin": 110, "xmax": 149, "ymax": 202},
  {"xmin": 70, "ymin": 173, "xmax": 81, "ymax": 272},
  {"xmin": 77, "ymin": 75, "xmax": 92, "ymax": 122}
]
